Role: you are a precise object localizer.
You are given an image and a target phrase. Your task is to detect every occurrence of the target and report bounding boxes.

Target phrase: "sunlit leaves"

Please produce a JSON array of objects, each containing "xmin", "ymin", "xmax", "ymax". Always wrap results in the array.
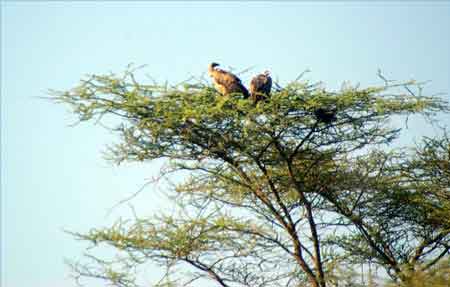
[{"xmin": 53, "ymin": 67, "xmax": 450, "ymax": 287}]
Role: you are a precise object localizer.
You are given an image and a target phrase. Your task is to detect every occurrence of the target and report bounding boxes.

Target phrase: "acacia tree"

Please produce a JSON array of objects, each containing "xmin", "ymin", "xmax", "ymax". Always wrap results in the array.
[{"xmin": 52, "ymin": 67, "xmax": 450, "ymax": 287}]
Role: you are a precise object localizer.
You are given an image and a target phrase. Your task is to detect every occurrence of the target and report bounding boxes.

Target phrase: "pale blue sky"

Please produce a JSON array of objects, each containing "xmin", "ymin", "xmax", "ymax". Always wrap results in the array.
[{"xmin": 2, "ymin": 2, "xmax": 449, "ymax": 287}]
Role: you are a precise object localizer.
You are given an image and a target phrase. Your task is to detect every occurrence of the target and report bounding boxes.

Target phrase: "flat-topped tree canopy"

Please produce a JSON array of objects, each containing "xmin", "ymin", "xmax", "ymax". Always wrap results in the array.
[
  {"xmin": 52, "ymin": 67, "xmax": 445, "ymax": 165},
  {"xmin": 51, "ymin": 66, "xmax": 450, "ymax": 287}
]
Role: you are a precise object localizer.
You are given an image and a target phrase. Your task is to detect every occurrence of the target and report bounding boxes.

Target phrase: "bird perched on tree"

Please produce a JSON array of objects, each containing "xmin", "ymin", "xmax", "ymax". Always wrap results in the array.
[
  {"xmin": 249, "ymin": 70, "xmax": 272, "ymax": 104},
  {"xmin": 208, "ymin": 63, "xmax": 250, "ymax": 98},
  {"xmin": 314, "ymin": 108, "xmax": 337, "ymax": 124}
]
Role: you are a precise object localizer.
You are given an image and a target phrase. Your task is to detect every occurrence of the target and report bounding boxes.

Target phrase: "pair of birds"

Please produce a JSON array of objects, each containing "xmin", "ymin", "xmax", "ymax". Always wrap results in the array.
[
  {"xmin": 207, "ymin": 62, "xmax": 337, "ymax": 124},
  {"xmin": 208, "ymin": 62, "xmax": 272, "ymax": 103}
]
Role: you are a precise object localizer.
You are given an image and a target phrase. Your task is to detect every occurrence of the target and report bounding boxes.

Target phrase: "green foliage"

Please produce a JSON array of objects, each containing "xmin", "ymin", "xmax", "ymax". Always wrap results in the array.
[
  {"xmin": 52, "ymin": 67, "xmax": 450, "ymax": 287},
  {"xmin": 385, "ymin": 258, "xmax": 450, "ymax": 287}
]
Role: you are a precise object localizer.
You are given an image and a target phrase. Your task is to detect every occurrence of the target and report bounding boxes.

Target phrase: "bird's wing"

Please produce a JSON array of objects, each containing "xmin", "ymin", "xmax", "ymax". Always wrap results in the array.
[
  {"xmin": 263, "ymin": 75, "xmax": 272, "ymax": 94},
  {"xmin": 214, "ymin": 69, "xmax": 243, "ymax": 86}
]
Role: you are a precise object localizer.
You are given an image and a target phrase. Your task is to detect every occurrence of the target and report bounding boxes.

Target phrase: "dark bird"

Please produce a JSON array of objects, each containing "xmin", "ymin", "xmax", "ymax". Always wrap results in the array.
[
  {"xmin": 249, "ymin": 70, "xmax": 272, "ymax": 104},
  {"xmin": 208, "ymin": 63, "xmax": 250, "ymax": 98},
  {"xmin": 314, "ymin": 108, "xmax": 337, "ymax": 124}
]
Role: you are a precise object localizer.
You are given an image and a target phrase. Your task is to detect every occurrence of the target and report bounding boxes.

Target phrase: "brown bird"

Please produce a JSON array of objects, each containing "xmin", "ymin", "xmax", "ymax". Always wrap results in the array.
[
  {"xmin": 208, "ymin": 63, "xmax": 250, "ymax": 98},
  {"xmin": 249, "ymin": 70, "xmax": 272, "ymax": 103}
]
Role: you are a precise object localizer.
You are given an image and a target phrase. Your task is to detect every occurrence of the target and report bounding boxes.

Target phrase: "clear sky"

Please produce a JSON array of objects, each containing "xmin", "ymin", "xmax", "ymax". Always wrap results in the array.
[{"xmin": 1, "ymin": 2, "xmax": 449, "ymax": 287}]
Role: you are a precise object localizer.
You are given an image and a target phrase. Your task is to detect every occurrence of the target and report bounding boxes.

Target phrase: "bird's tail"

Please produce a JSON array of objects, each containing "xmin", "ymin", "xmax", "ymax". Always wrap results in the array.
[{"xmin": 239, "ymin": 83, "xmax": 250, "ymax": 99}]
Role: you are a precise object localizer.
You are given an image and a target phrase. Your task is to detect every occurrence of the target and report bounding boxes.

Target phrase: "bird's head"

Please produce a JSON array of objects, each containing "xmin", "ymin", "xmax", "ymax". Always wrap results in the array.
[
  {"xmin": 263, "ymin": 70, "xmax": 271, "ymax": 76},
  {"xmin": 209, "ymin": 62, "xmax": 220, "ymax": 68},
  {"xmin": 208, "ymin": 63, "xmax": 220, "ymax": 76}
]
